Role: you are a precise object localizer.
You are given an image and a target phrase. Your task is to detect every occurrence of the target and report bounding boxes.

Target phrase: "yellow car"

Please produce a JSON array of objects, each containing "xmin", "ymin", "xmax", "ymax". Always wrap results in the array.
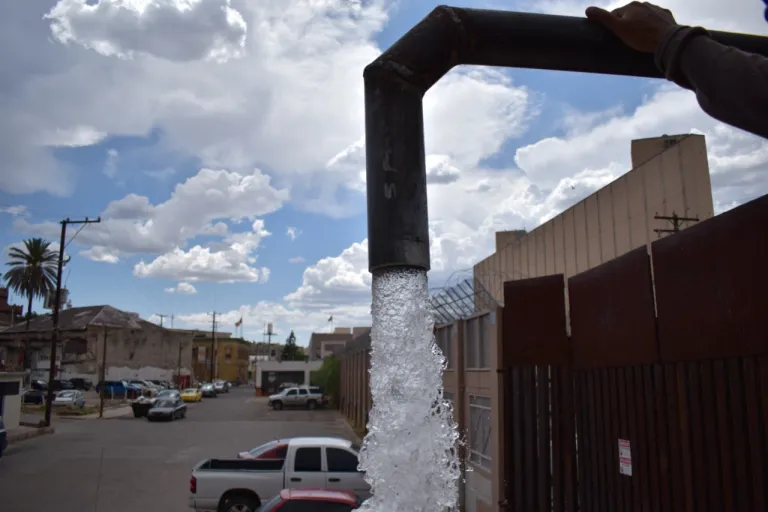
[{"xmin": 181, "ymin": 388, "xmax": 202, "ymax": 403}]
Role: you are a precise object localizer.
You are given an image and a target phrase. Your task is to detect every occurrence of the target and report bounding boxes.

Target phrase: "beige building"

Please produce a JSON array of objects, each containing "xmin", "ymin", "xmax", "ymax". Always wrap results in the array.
[{"xmin": 474, "ymin": 133, "xmax": 714, "ymax": 311}]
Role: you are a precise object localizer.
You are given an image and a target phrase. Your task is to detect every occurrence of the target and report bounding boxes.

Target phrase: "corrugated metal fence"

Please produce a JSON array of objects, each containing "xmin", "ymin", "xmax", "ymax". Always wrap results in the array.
[{"xmin": 503, "ymin": 193, "xmax": 768, "ymax": 511}]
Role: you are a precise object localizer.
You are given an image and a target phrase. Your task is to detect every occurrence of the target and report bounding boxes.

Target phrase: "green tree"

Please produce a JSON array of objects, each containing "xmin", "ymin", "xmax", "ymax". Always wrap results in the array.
[
  {"xmin": 310, "ymin": 355, "xmax": 339, "ymax": 403},
  {"xmin": 3, "ymin": 238, "xmax": 61, "ymax": 369},
  {"xmin": 280, "ymin": 330, "xmax": 304, "ymax": 361}
]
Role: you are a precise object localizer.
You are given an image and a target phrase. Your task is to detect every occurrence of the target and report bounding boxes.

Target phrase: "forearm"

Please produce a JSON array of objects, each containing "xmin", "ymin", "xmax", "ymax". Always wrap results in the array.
[{"xmin": 655, "ymin": 26, "xmax": 768, "ymax": 139}]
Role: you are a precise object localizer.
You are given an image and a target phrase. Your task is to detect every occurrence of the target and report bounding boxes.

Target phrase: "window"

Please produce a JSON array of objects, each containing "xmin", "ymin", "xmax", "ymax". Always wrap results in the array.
[
  {"xmin": 286, "ymin": 389, "xmax": 297, "ymax": 396},
  {"xmin": 294, "ymin": 447, "xmax": 322, "ymax": 472},
  {"xmin": 299, "ymin": 388, "xmax": 308, "ymax": 395},
  {"xmin": 464, "ymin": 315, "xmax": 490, "ymax": 369},
  {"xmin": 327, "ymin": 448, "xmax": 360, "ymax": 472},
  {"xmin": 468, "ymin": 395, "xmax": 492, "ymax": 470}
]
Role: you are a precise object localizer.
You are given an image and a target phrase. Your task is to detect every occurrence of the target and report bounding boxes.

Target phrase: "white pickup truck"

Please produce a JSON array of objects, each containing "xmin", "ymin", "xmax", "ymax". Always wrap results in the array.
[{"xmin": 188, "ymin": 437, "xmax": 371, "ymax": 511}]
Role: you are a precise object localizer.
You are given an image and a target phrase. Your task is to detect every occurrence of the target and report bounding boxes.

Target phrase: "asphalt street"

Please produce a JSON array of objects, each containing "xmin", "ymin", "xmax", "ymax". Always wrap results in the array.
[{"xmin": 0, "ymin": 387, "xmax": 356, "ymax": 512}]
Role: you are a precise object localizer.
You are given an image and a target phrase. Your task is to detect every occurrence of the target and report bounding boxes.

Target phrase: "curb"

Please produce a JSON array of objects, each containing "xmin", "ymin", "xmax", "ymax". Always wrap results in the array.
[{"xmin": 7, "ymin": 426, "xmax": 55, "ymax": 444}]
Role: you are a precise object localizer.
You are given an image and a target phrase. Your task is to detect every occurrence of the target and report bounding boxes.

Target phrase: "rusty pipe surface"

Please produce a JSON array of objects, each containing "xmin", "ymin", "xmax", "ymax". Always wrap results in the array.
[{"xmin": 365, "ymin": 6, "xmax": 768, "ymax": 272}]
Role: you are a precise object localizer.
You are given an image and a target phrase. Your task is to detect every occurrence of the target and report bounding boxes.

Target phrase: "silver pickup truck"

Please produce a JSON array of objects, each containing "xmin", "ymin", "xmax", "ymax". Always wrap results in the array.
[
  {"xmin": 189, "ymin": 436, "xmax": 370, "ymax": 511},
  {"xmin": 268, "ymin": 386, "xmax": 327, "ymax": 410}
]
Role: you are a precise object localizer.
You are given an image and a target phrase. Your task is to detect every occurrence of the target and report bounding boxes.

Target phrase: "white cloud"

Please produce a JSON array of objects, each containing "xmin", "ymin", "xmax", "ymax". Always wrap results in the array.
[
  {"xmin": 104, "ymin": 148, "xmax": 119, "ymax": 178},
  {"xmin": 144, "ymin": 167, "xmax": 176, "ymax": 180},
  {"xmin": 80, "ymin": 245, "xmax": 120, "ymax": 263},
  {"xmin": 0, "ymin": 206, "xmax": 30, "ymax": 218},
  {"xmin": 286, "ymin": 226, "xmax": 301, "ymax": 241},
  {"xmin": 45, "ymin": 0, "xmax": 248, "ymax": 63},
  {"xmin": 285, "ymin": 240, "xmax": 371, "ymax": 307},
  {"xmin": 288, "ymin": 256, "xmax": 305, "ymax": 264},
  {"xmin": 164, "ymin": 281, "xmax": 197, "ymax": 294},
  {"xmin": 133, "ymin": 219, "xmax": 271, "ymax": 283},
  {"xmin": 16, "ymin": 166, "xmax": 289, "ymax": 257}
]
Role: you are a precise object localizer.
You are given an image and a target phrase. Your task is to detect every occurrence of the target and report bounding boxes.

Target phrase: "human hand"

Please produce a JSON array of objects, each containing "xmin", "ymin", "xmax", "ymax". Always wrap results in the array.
[{"xmin": 585, "ymin": 2, "xmax": 679, "ymax": 53}]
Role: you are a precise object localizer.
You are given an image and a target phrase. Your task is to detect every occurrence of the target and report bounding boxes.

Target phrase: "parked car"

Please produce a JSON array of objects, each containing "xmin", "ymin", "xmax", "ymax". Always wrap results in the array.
[
  {"xmin": 200, "ymin": 383, "xmax": 217, "ymax": 398},
  {"xmin": 68, "ymin": 378, "xmax": 93, "ymax": 391},
  {"xmin": 188, "ymin": 437, "xmax": 370, "ymax": 511},
  {"xmin": 52, "ymin": 379, "xmax": 74, "ymax": 392},
  {"xmin": 213, "ymin": 380, "xmax": 229, "ymax": 394},
  {"xmin": 30, "ymin": 380, "xmax": 48, "ymax": 391},
  {"xmin": 96, "ymin": 380, "xmax": 141, "ymax": 399},
  {"xmin": 279, "ymin": 382, "xmax": 300, "ymax": 392},
  {"xmin": 53, "ymin": 390, "xmax": 86, "ymax": 408},
  {"xmin": 155, "ymin": 389, "xmax": 181, "ymax": 400},
  {"xmin": 0, "ymin": 416, "xmax": 6, "ymax": 458},
  {"xmin": 181, "ymin": 388, "xmax": 202, "ymax": 403},
  {"xmin": 260, "ymin": 489, "xmax": 362, "ymax": 512},
  {"xmin": 147, "ymin": 397, "xmax": 187, "ymax": 422},
  {"xmin": 268, "ymin": 386, "xmax": 327, "ymax": 410},
  {"xmin": 22, "ymin": 389, "xmax": 46, "ymax": 405}
]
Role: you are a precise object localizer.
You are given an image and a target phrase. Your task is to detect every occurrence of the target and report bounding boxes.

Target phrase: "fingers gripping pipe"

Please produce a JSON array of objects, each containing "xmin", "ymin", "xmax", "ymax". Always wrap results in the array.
[{"xmin": 365, "ymin": 5, "xmax": 768, "ymax": 273}]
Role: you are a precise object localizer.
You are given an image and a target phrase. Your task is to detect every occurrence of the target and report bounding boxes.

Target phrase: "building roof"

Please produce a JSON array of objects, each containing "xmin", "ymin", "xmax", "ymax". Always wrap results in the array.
[{"xmin": 0, "ymin": 305, "xmax": 145, "ymax": 334}]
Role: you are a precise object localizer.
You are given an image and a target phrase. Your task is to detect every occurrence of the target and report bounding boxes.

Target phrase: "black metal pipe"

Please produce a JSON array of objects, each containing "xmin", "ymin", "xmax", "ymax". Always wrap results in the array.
[{"xmin": 365, "ymin": 6, "xmax": 768, "ymax": 272}]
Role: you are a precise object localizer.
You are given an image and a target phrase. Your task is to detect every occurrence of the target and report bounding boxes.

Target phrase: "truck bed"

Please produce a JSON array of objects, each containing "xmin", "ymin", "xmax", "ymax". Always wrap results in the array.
[{"xmin": 196, "ymin": 458, "xmax": 285, "ymax": 471}]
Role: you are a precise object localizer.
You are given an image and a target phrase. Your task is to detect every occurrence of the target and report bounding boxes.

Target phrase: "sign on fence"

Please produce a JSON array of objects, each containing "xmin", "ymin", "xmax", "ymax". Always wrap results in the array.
[{"xmin": 618, "ymin": 439, "xmax": 632, "ymax": 476}]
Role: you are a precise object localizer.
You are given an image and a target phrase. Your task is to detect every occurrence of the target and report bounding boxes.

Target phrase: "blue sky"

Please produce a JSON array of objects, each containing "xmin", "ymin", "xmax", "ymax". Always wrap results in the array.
[{"xmin": 0, "ymin": 0, "xmax": 765, "ymax": 345}]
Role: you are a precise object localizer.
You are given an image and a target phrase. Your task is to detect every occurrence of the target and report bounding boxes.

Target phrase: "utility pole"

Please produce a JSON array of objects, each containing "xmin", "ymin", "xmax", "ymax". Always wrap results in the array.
[
  {"xmin": 99, "ymin": 326, "xmax": 108, "ymax": 419},
  {"xmin": 176, "ymin": 340, "xmax": 183, "ymax": 388},
  {"xmin": 170, "ymin": 314, "xmax": 175, "ymax": 329},
  {"xmin": 156, "ymin": 314, "xmax": 168, "ymax": 327},
  {"xmin": 44, "ymin": 216, "xmax": 101, "ymax": 427},
  {"xmin": 654, "ymin": 211, "xmax": 699, "ymax": 238}
]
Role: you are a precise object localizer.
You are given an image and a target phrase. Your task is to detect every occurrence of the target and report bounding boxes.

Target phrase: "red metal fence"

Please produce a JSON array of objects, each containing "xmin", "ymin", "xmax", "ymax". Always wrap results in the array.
[{"xmin": 502, "ymin": 193, "xmax": 768, "ymax": 511}]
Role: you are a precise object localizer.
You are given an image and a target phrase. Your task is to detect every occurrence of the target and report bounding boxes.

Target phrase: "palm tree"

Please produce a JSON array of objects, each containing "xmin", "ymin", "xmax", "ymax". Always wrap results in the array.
[{"xmin": 3, "ymin": 238, "xmax": 60, "ymax": 369}]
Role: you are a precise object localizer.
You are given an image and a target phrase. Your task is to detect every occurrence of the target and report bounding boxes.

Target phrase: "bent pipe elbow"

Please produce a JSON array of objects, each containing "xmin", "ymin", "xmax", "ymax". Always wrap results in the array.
[{"xmin": 364, "ymin": 5, "xmax": 768, "ymax": 273}]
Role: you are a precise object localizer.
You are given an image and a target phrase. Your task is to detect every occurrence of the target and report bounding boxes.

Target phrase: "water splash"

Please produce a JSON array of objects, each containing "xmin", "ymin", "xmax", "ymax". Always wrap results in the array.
[{"xmin": 358, "ymin": 267, "xmax": 461, "ymax": 512}]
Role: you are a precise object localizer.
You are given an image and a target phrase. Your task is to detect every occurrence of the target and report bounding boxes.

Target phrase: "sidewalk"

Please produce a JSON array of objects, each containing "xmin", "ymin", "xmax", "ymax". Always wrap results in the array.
[
  {"xmin": 7, "ymin": 425, "xmax": 55, "ymax": 444},
  {"xmin": 58, "ymin": 405, "xmax": 133, "ymax": 420}
]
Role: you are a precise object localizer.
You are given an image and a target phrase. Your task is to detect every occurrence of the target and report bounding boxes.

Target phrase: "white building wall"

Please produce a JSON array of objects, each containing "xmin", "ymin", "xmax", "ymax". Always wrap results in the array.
[{"xmin": 255, "ymin": 360, "xmax": 323, "ymax": 386}]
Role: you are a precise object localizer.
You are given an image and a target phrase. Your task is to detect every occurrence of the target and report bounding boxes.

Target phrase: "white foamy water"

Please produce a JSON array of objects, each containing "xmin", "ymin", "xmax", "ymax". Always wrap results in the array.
[{"xmin": 358, "ymin": 267, "xmax": 461, "ymax": 512}]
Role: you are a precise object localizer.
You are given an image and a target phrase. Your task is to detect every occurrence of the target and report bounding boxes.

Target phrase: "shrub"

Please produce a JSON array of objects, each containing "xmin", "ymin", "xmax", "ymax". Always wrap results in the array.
[{"xmin": 310, "ymin": 355, "xmax": 339, "ymax": 402}]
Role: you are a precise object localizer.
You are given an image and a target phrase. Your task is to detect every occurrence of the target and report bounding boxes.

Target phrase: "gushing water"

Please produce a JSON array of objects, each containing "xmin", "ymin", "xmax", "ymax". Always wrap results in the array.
[{"xmin": 358, "ymin": 268, "xmax": 461, "ymax": 511}]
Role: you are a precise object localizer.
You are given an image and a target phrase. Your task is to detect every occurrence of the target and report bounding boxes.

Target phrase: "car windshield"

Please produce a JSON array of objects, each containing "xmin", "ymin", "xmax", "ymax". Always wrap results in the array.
[
  {"xmin": 154, "ymin": 400, "xmax": 175, "ymax": 408},
  {"xmin": 157, "ymin": 390, "xmax": 176, "ymax": 397},
  {"xmin": 57, "ymin": 391, "xmax": 74, "ymax": 398},
  {"xmin": 183, "ymin": 389, "xmax": 197, "ymax": 394}
]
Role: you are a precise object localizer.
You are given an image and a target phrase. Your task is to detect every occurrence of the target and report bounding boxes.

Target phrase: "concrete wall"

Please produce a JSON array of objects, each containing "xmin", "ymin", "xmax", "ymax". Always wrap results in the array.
[
  {"xmin": 0, "ymin": 372, "xmax": 24, "ymax": 430},
  {"xmin": 474, "ymin": 134, "xmax": 715, "ymax": 307},
  {"xmin": 58, "ymin": 324, "xmax": 193, "ymax": 382},
  {"xmin": 255, "ymin": 360, "xmax": 322, "ymax": 387}
]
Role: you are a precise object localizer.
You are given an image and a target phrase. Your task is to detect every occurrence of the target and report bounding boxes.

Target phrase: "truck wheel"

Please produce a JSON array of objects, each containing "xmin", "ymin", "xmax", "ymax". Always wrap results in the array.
[
  {"xmin": 306, "ymin": 400, "xmax": 317, "ymax": 410},
  {"xmin": 220, "ymin": 494, "xmax": 260, "ymax": 512},
  {"xmin": 272, "ymin": 401, "xmax": 283, "ymax": 410}
]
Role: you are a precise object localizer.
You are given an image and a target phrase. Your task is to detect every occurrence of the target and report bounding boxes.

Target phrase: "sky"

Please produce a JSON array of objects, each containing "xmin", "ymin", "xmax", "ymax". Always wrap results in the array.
[{"xmin": 0, "ymin": 0, "xmax": 766, "ymax": 347}]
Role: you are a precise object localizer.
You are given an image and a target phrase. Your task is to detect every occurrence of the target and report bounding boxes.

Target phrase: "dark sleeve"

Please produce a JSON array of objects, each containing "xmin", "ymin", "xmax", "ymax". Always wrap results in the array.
[{"xmin": 654, "ymin": 25, "xmax": 768, "ymax": 139}]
